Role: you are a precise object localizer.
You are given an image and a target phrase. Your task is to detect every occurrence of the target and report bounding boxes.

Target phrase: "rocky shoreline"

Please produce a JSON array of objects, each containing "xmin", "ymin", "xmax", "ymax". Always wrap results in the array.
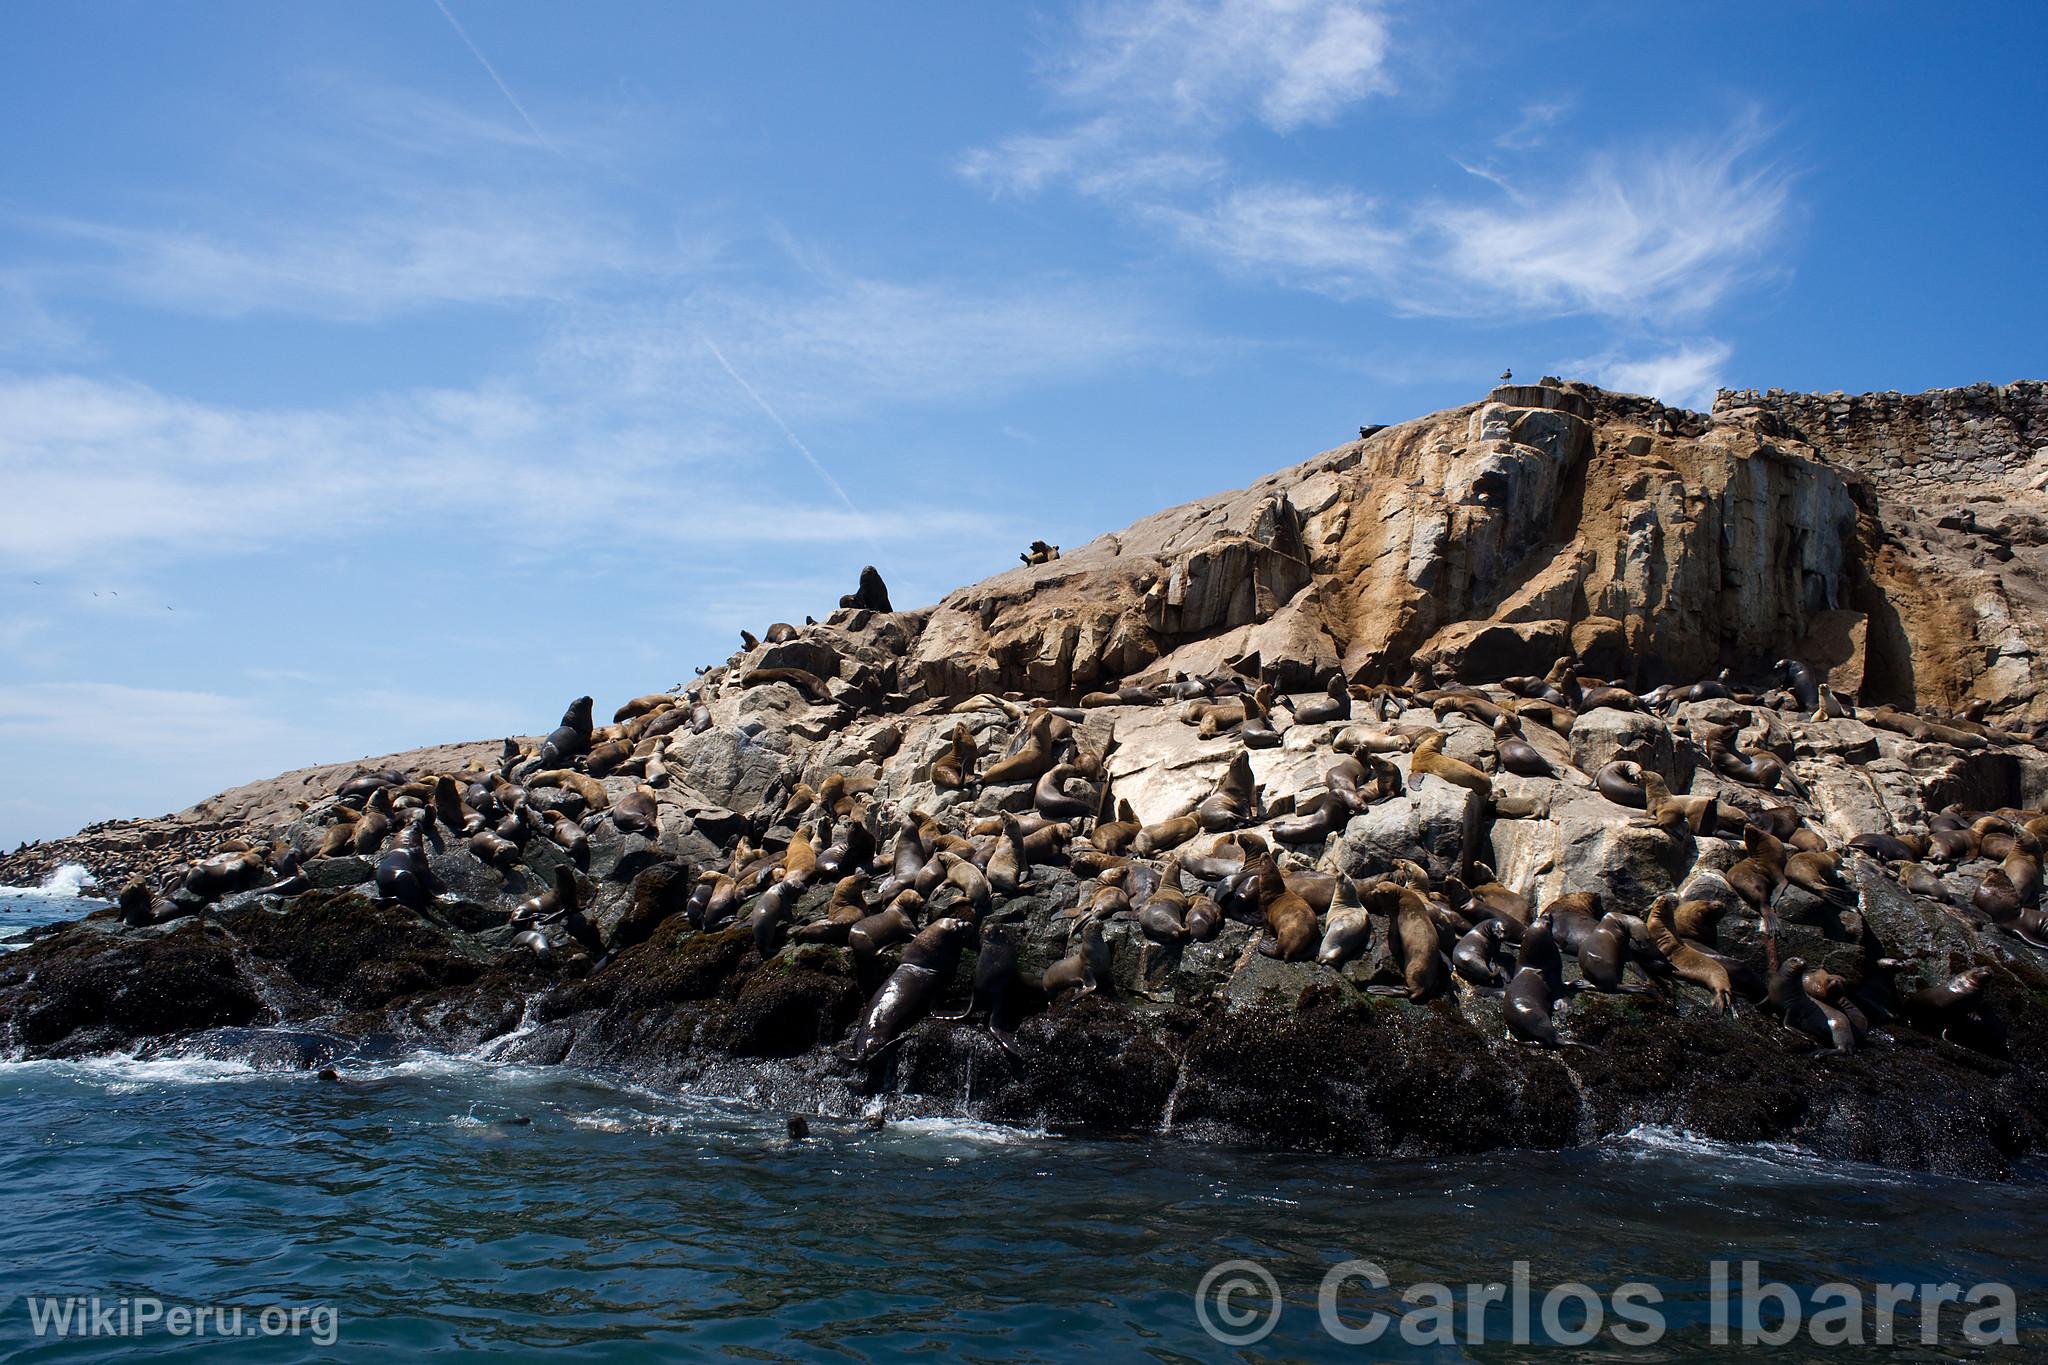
[{"xmin": 7, "ymin": 378, "xmax": 2048, "ymax": 1178}]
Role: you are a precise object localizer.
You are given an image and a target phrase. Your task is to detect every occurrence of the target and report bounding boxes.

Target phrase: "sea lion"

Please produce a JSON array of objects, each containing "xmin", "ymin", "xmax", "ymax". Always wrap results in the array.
[
  {"xmin": 1768, "ymin": 956, "xmax": 1855, "ymax": 1053},
  {"xmin": 1576, "ymin": 912, "xmax": 1644, "ymax": 993},
  {"xmin": 539, "ymin": 696, "xmax": 594, "ymax": 768},
  {"xmin": 117, "ymin": 878, "xmax": 172, "ymax": 928},
  {"xmin": 1195, "ymin": 751, "xmax": 1258, "ymax": 832},
  {"xmin": 613, "ymin": 785, "xmax": 659, "ymax": 837},
  {"xmin": 468, "ymin": 829, "xmax": 521, "ymax": 870},
  {"xmin": 1645, "ymin": 895, "xmax": 1735, "ymax": 1012},
  {"xmin": 1185, "ymin": 894, "xmax": 1223, "ymax": 942},
  {"xmin": 984, "ymin": 816, "xmax": 1028, "ymax": 896},
  {"xmin": 794, "ymin": 873, "xmax": 873, "ymax": 944},
  {"xmin": 1639, "ymin": 771, "xmax": 1717, "ymax": 837},
  {"xmin": 1452, "ymin": 919, "xmax": 1510, "ymax": 987},
  {"xmin": 1366, "ymin": 882, "xmax": 1448, "ymax": 1001},
  {"xmin": 1901, "ymin": 966, "xmax": 1996, "ymax": 1043},
  {"xmin": 351, "ymin": 789, "xmax": 395, "ymax": 853},
  {"xmin": 848, "ymin": 918, "xmax": 972, "ymax": 1063},
  {"xmin": 935, "ymin": 922, "xmax": 1022, "ymax": 1055},
  {"xmin": 931, "ymin": 724, "xmax": 978, "ymax": 790},
  {"xmin": 749, "ymin": 877, "xmax": 802, "ymax": 957},
  {"xmin": 1251, "ymin": 853, "xmax": 1318, "ymax": 962},
  {"xmin": 1850, "ymin": 831, "xmax": 1927, "ymax": 862},
  {"xmin": 375, "ymin": 845, "xmax": 431, "ymax": 910},
  {"xmin": 432, "ymin": 776, "xmax": 482, "ymax": 836},
  {"xmin": 1269, "ymin": 791, "xmax": 1350, "ymax": 844},
  {"xmin": 1492, "ymin": 716, "xmax": 1556, "ymax": 777},
  {"xmin": 1033, "ymin": 762, "xmax": 1097, "ymax": 821},
  {"xmin": 1288, "ymin": 676, "xmax": 1352, "ymax": 726},
  {"xmin": 1409, "ymin": 730, "xmax": 1491, "ymax": 801},
  {"xmin": 528, "ymin": 769, "xmax": 610, "ymax": 811},
  {"xmin": 1727, "ymin": 826, "xmax": 1787, "ymax": 914},
  {"xmin": 983, "ymin": 710, "xmax": 1065, "ymax": 786},
  {"xmin": 839, "ymin": 565, "xmax": 893, "ymax": 613},
  {"xmin": 1317, "ymin": 875, "xmax": 1374, "ymax": 968},
  {"xmin": 1043, "ymin": 920, "xmax": 1111, "ymax": 997},
  {"xmin": 1134, "ymin": 813, "xmax": 1200, "ymax": 856},
  {"xmin": 1974, "ymin": 869, "xmax": 2022, "ymax": 922},
  {"xmin": 1239, "ymin": 686, "xmax": 1282, "ymax": 749},
  {"xmin": 1595, "ymin": 761, "xmax": 1647, "ymax": 808}
]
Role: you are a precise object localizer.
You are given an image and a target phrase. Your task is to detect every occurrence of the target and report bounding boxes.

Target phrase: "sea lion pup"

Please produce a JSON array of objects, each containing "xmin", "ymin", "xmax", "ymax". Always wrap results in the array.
[
  {"xmin": 848, "ymin": 917, "xmax": 973, "ymax": 1064},
  {"xmin": 1195, "ymin": 752, "xmax": 1258, "ymax": 832},
  {"xmin": 1901, "ymin": 966, "xmax": 1997, "ymax": 1042},
  {"xmin": 1043, "ymin": 919, "xmax": 1111, "ymax": 998},
  {"xmin": 935, "ymin": 922, "xmax": 1023, "ymax": 1056},
  {"xmin": 1249, "ymin": 853, "xmax": 1319, "ymax": 962},
  {"xmin": 1452, "ymin": 918, "xmax": 1510, "ymax": 987},
  {"xmin": 538, "ymin": 696, "xmax": 595, "ymax": 768},
  {"xmin": 1287, "ymin": 675, "xmax": 1352, "ymax": 726},
  {"xmin": 1409, "ymin": 730, "xmax": 1492, "ymax": 801},
  {"xmin": 1644, "ymin": 896, "xmax": 1737, "ymax": 1012},
  {"xmin": 1638, "ymin": 770, "xmax": 1718, "ymax": 837},
  {"xmin": 983, "ymin": 709, "xmax": 1065, "ymax": 786},
  {"xmin": 1491, "ymin": 716, "xmax": 1556, "ymax": 777},
  {"xmin": 1363, "ymin": 881, "xmax": 1449, "ymax": 1002},
  {"xmin": 612, "ymin": 785, "xmax": 660, "ymax": 837},
  {"xmin": 1317, "ymin": 874, "xmax": 1374, "ymax": 967},
  {"xmin": 795, "ymin": 873, "xmax": 874, "ymax": 944},
  {"xmin": 931, "ymin": 723, "xmax": 978, "ymax": 790},
  {"xmin": 1768, "ymin": 956, "xmax": 1855, "ymax": 1053},
  {"xmin": 351, "ymin": 789, "xmax": 396, "ymax": 853},
  {"xmin": 984, "ymin": 815, "xmax": 1028, "ymax": 895}
]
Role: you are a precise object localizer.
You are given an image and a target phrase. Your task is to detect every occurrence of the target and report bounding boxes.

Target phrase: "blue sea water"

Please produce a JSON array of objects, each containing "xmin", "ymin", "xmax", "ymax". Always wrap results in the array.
[{"xmin": 2, "ymin": 878, "xmax": 2046, "ymax": 1361}]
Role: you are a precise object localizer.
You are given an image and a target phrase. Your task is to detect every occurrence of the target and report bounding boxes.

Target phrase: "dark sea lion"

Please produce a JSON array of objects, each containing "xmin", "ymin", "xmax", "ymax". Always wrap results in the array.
[
  {"xmin": 983, "ymin": 710, "xmax": 1064, "ymax": 786},
  {"xmin": 1288, "ymin": 676, "xmax": 1352, "ymax": 726},
  {"xmin": 936, "ymin": 922, "xmax": 1022, "ymax": 1055},
  {"xmin": 839, "ymin": 565, "xmax": 893, "ymax": 612},
  {"xmin": 1769, "ymin": 956, "xmax": 1854, "ymax": 1052},
  {"xmin": 1492, "ymin": 716, "xmax": 1556, "ymax": 777},
  {"xmin": 1974, "ymin": 869, "xmax": 2021, "ymax": 923},
  {"xmin": 375, "ymin": 846, "xmax": 430, "ymax": 910},
  {"xmin": 1727, "ymin": 826, "xmax": 1787, "ymax": 913},
  {"xmin": 1776, "ymin": 659, "xmax": 1821, "ymax": 713},
  {"xmin": 1902, "ymin": 966, "xmax": 1996, "ymax": 1042},
  {"xmin": 1043, "ymin": 920, "xmax": 1110, "ymax": 997},
  {"xmin": 1850, "ymin": 831, "xmax": 1926, "ymax": 862},
  {"xmin": 848, "ymin": 918, "xmax": 972, "ymax": 1063},
  {"xmin": 750, "ymin": 878, "xmax": 802, "ymax": 957},
  {"xmin": 1576, "ymin": 912, "xmax": 1643, "ymax": 993},
  {"xmin": 468, "ymin": 829, "xmax": 521, "ymax": 869},
  {"xmin": 1240, "ymin": 686, "xmax": 1282, "ymax": 749},
  {"xmin": 849, "ymin": 903, "xmax": 919, "ymax": 967},
  {"xmin": 1269, "ymin": 791, "xmax": 1350, "ymax": 844},
  {"xmin": 1317, "ymin": 876, "xmax": 1373, "ymax": 967},
  {"xmin": 794, "ymin": 873, "xmax": 873, "ymax": 944},
  {"xmin": 539, "ymin": 696, "xmax": 594, "ymax": 767},
  {"xmin": 1033, "ymin": 762, "xmax": 1096, "ymax": 821},
  {"xmin": 1185, "ymin": 894, "xmax": 1223, "ymax": 942},
  {"xmin": 352, "ymin": 789, "xmax": 395, "ymax": 853},
  {"xmin": 1595, "ymin": 761, "xmax": 1647, "ymax": 808},
  {"xmin": 117, "ymin": 878, "xmax": 171, "ymax": 928},
  {"xmin": 1504, "ymin": 963, "xmax": 1562, "ymax": 1046},
  {"xmin": 1542, "ymin": 891, "xmax": 1603, "ymax": 957},
  {"xmin": 613, "ymin": 785, "xmax": 660, "ymax": 837},
  {"xmin": 432, "ymin": 776, "xmax": 482, "ymax": 836},
  {"xmin": 1452, "ymin": 919, "xmax": 1509, "ymax": 987}
]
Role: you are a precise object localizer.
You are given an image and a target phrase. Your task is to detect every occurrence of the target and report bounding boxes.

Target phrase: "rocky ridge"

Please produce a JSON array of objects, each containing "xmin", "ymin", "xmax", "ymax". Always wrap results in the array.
[{"xmin": 5, "ymin": 377, "xmax": 2048, "ymax": 1177}]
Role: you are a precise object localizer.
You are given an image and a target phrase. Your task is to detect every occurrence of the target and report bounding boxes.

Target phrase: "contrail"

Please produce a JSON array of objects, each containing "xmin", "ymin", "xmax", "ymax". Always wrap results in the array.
[
  {"xmin": 430, "ymin": 0, "xmax": 556, "ymax": 153},
  {"xmin": 700, "ymin": 334, "xmax": 879, "ymax": 551}
]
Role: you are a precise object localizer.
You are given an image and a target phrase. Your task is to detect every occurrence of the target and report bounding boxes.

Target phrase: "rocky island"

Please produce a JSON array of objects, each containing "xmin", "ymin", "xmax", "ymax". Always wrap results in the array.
[{"xmin": 7, "ymin": 377, "xmax": 2048, "ymax": 1178}]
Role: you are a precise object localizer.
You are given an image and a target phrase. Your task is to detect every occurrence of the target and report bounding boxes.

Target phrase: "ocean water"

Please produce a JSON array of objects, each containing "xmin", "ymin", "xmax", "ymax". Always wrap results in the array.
[{"xmin": 2, "ymin": 880, "xmax": 2046, "ymax": 1361}]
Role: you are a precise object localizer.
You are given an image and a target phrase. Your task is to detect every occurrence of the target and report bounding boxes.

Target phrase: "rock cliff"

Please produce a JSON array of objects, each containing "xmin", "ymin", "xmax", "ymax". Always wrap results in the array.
[{"xmin": 6, "ymin": 377, "xmax": 2048, "ymax": 1177}]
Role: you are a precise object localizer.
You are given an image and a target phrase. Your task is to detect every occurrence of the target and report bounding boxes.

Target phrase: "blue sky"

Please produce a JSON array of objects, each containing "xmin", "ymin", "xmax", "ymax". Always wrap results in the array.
[{"xmin": 2, "ymin": 1, "xmax": 2044, "ymax": 847}]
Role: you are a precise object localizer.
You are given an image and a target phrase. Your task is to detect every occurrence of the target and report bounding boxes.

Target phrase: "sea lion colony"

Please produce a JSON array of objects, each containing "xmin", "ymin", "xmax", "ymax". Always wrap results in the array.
[{"xmin": 91, "ymin": 572, "xmax": 2044, "ymax": 1079}]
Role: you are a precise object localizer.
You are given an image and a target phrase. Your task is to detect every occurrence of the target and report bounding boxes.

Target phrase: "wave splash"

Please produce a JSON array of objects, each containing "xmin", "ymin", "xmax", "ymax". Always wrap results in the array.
[{"xmin": 0, "ymin": 863, "xmax": 100, "ymax": 899}]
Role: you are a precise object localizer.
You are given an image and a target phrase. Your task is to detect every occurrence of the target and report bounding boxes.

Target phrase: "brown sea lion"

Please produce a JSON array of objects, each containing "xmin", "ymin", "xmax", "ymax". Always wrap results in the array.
[
  {"xmin": 1410, "ymin": 730, "xmax": 1492, "ymax": 800},
  {"xmin": 1646, "ymin": 895, "xmax": 1734, "ymax": 1012},
  {"xmin": 931, "ymin": 723, "xmax": 978, "ymax": 790},
  {"xmin": 1366, "ymin": 882, "xmax": 1448, "ymax": 1001},
  {"xmin": 1043, "ymin": 920, "xmax": 1110, "ymax": 997},
  {"xmin": 1316, "ymin": 874, "xmax": 1373, "ymax": 967},
  {"xmin": 1252, "ymin": 853, "xmax": 1318, "ymax": 962}
]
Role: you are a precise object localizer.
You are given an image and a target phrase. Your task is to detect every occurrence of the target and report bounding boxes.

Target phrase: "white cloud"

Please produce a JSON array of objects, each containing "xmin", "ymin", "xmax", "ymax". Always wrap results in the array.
[
  {"xmin": 27, "ymin": 191, "xmax": 667, "ymax": 322},
  {"xmin": 1570, "ymin": 339, "xmax": 1733, "ymax": 411},
  {"xmin": 1144, "ymin": 183, "xmax": 1404, "ymax": 296},
  {"xmin": 1416, "ymin": 130, "xmax": 1790, "ymax": 320},
  {"xmin": 1054, "ymin": 0, "xmax": 1393, "ymax": 132}
]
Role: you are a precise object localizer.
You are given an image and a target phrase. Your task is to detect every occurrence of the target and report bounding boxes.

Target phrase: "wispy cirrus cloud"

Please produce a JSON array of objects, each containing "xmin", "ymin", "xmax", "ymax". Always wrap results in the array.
[{"xmin": 964, "ymin": 0, "xmax": 1794, "ymax": 326}]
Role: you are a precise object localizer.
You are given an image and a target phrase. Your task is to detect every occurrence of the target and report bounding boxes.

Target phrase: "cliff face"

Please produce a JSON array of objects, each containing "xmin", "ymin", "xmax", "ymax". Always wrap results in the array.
[{"xmin": 911, "ymin": 379, "xmax": 2048, "ymax": 722}]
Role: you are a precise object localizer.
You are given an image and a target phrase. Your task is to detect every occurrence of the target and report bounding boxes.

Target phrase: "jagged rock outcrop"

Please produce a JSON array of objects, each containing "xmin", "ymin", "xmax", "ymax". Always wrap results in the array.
[{"xmin": 7, "ymin": 377, "xmax": 2048, "ymax": 1178}]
